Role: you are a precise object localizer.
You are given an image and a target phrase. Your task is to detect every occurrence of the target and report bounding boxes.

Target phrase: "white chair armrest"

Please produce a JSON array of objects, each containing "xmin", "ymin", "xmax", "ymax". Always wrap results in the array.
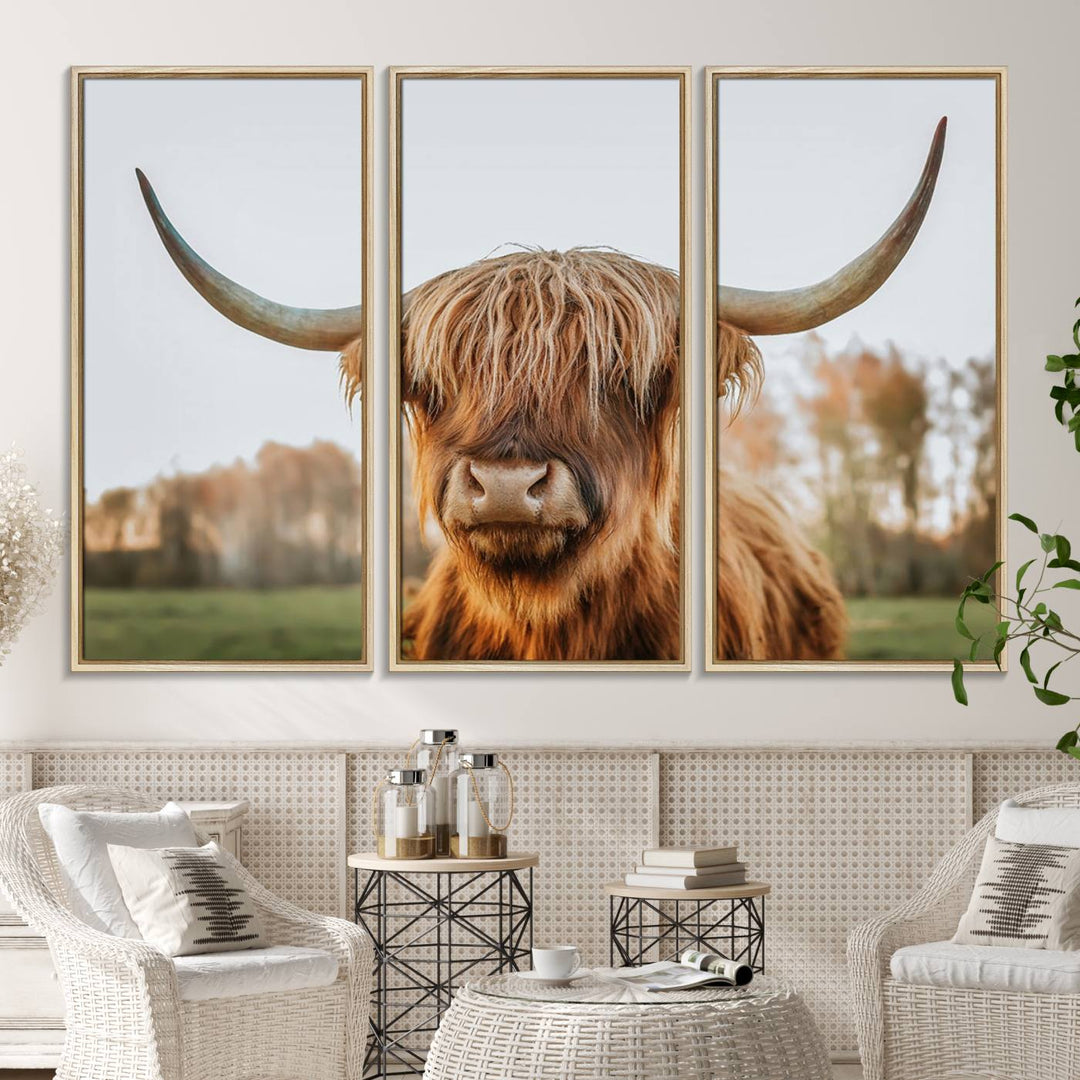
[
  {"xmin": 21, "ymin": 892, "xmax": 184, "ymax": 1078},
  {"xmin": 848, "ymin": 814, "xmax": 991, "ymax": 1080},
  {"xmin": 222, "ymin": 852, "xmax": 371, "ymax": 964},
  {"xmin": 221, "ymin": 853, "xmax": 373, "ymax": 1077}
]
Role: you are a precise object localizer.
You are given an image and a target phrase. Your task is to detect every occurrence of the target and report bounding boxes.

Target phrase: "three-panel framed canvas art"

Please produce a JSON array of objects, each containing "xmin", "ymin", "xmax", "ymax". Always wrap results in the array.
[
  {"xmin": 73, "ymin": 68, "xmax": 373, "ymax": 670},
  {"xmin": 705, "ymin": 69, "xmax": 1005, "ymax": 670},
  {"xmin": 71, "ymin": 66, "xmax": 1006, "ymax": 672},
  {"xmin": 390, "ymin": 69, "xmax": 691, "ymax": 670}
]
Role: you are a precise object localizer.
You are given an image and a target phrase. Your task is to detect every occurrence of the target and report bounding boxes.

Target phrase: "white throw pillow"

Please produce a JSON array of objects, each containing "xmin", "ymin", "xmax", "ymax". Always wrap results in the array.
[
  {"xmin": 38, "ymin": 801, "xmax": 197, "ymax": 937},
  {"xmin": 996, "ymin": 798, "xmax": 1080, "ymax": 847},
  {"xmin": 108, "ymin": 841, "xmax": 266, "ymax": 957},
  {"xmin": 953, "ymin": 834, "xmax": 1080, "ymax": 950}
]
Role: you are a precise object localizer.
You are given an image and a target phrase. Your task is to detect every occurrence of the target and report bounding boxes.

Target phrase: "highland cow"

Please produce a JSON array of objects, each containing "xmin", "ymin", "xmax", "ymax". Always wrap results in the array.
[
  {"xmin": 397, "ymin": 250, "xmax": 682, "ymax": 661},
  {"xmin": 134, "ymin": 116, "xmax": 945, "ymax": 662}
]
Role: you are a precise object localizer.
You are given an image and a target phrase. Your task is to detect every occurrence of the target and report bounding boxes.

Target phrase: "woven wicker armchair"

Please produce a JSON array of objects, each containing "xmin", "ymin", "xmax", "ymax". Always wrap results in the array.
[
  {"xmin": 0, "ymin": 785, "xmax": 373, "ymax": 1080},
  {"xmin": 849, "ymin": 782, "xmax": 1080, "ymax": 1080}
]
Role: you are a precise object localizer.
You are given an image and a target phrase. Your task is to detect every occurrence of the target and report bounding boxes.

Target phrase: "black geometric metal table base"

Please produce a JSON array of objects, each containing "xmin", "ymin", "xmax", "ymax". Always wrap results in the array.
[
  {"xmin": 609, "ymin": 893, "xmax": 765, "ymax": 971},
  {"xmin": 354, "ymin": 866, "xmax": 533, "ymax": 1078}
]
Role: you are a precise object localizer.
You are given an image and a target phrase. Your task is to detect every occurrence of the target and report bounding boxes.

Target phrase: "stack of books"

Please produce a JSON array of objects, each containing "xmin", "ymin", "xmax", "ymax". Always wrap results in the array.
[{"xmin": 624, "ymin": 845, "xmax": 747, "ymax": 890}]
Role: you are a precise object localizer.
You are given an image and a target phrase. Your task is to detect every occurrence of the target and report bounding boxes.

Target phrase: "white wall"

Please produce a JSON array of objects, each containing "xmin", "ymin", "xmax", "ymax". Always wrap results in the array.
[{"xmin": 0, "ymin": 0, "xmax": 1075, "ymax": 747}]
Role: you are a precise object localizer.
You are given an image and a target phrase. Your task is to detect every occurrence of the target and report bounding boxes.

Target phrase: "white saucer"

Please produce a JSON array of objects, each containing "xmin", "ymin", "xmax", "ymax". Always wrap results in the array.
[{"xmin": 514, "ymin": 970, "xmax": 590, "ymax": 986}]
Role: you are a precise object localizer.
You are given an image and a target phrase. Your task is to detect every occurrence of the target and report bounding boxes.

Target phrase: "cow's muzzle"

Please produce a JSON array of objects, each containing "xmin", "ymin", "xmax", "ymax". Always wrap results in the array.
[{"xmin": 443, "ymin": 458, "xmax": 589, "ymax": 532}]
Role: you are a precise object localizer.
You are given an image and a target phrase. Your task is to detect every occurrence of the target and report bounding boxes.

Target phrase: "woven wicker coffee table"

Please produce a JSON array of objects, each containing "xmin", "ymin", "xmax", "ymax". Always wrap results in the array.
[{"xmin": 423, "ymin": 972, "xmax": 831, "ymax": 1079}]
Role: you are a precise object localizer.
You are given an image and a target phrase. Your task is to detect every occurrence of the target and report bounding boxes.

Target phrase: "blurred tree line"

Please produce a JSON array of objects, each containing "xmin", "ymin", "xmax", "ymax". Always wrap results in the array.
[
  {"xmin": 84, "ymin": 441, "xmax": 363, "ymax": 589},
  {"xmin": 722, "ymin": 335, "xmax": 997, "ymax": 598}
]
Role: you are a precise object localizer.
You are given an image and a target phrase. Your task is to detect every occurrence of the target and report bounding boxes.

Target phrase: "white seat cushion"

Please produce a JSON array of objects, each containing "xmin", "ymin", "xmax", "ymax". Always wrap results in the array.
[
  {"xmin": 173, "ymin": 945, "xmax": 339, "ymax": 1002},
  {"xmin": 892, "ymin": 940, "xmax": 1080, "ymax": 995}
]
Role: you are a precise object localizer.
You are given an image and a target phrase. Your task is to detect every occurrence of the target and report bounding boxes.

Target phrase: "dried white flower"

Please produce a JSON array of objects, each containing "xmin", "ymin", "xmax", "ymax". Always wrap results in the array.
[{"xmin": 0, "ymin": 447, "xmax": 64, "ymax": 663}]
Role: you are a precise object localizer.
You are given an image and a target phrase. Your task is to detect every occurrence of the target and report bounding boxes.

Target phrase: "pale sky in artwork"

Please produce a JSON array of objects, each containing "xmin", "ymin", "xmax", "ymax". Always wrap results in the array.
[
  {"xmin": 716, "ymin": 77, "xmax": 998, "ymax": 535},
  {"xmin": 400, "ymin": 78, "xmax": 681, "ymax": 286},
  {"xmin": 717, "ymin": 76, "xmax": 996, "ymax": 362},
  {"xmin": 83, "ymin": 77, "xmax": 364, "ymax": 501}
]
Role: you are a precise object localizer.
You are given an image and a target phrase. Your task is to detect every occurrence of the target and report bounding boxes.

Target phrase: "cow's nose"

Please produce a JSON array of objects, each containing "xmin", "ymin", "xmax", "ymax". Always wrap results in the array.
[
  {"xmin": 466, "ymin": 460, "xmax": 550, "ymax": 523},
  {"xmin": 443, "ymin": 457, "xmax": 589, "ymax": 530}
]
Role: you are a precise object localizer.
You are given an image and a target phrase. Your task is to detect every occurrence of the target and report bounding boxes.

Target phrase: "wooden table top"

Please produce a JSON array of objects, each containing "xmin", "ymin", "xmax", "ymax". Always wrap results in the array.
[
  {"xmin": 604, "ymin": 880, "xmax": 771, "ymax": 901},
  {"xmin": 348, "ymin": 851, "xmax": 540, "ymax": 873}
]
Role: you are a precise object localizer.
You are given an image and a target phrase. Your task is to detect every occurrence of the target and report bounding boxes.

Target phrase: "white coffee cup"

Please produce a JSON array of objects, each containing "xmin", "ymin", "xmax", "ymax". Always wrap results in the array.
[{"xmin": 532, "ymin": 944, "xmax": 581, "ymax": 979}]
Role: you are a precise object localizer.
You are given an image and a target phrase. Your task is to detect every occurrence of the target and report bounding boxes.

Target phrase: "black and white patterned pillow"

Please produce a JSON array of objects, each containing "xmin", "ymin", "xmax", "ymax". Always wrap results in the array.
[
  {"xmin": 108, "ymin": 841, "xmax": 266, "ymax": 956},
  {"xmin": 953, "ymin": 835, "xmax": 1080, "ymax": 950}
]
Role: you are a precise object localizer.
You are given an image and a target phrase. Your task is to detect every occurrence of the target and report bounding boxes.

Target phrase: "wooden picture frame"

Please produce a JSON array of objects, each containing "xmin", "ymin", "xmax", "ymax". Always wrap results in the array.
[
  {"xmin": 704, "ymin": 67, "xmax": 1007, "ymax": 671},
  {"xmin": 389, "ymin": 67, "xmax": 692, "ymax": 670},
  {"xmin": 71, "ymin": 67, "xmax": 374, "ymax": 670}
]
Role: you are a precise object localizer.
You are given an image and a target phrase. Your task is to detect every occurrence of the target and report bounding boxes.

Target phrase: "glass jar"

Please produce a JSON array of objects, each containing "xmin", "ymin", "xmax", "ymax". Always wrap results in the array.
[
  {"xmin": 376, "ymin": 769, "xmax": 435, "ymax": 859},
  {"xmin": 414, "ymin": 729, "xmax": 461, "ymax": 857},
  {"xmin": 452, "ymin": 753, "xmax": 513, "ymax": 859}
]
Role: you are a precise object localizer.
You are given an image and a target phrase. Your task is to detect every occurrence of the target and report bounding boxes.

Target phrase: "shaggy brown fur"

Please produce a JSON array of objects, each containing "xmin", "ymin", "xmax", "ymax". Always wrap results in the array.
[
  {"xmin": 716, "ymin": 320, "xmax": 763, "ymax": 415},
  {"xmin": 715, "ymin": 319, "xmax": 847, "ymax": 660},
  {"xmin": 405, "ymin": 533, "xmax": 681, "ymax": 661},
  {"xmin": 716, "ymin": 470, "xmax": 847, "ymax": 660},
  {"xmin": 400, "ymin": 249, "xmax": 681, "ymax": 662}
]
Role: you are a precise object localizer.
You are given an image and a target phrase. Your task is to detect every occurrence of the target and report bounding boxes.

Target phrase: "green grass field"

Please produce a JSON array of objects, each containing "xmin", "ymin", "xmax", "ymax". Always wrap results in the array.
[
  {"xmin": 845, "ymin": 596, "xmax": 998, "ymax": 661},
  {"xmin": 84, "ymin": 587, "xmax": 983, "ymax": 663},
  {"xmin": 83, "ymin": 586, "xmax": 364, "ymax": 662}
]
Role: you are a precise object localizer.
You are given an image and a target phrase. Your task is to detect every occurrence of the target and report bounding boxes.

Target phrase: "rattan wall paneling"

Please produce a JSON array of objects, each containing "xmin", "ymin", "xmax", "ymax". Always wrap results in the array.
[
  {"xmin": 0, "ymin": 755, "xmax": 29, "ymax": 796},
  {"xmin": 31, "ymin": 751, "xmax": 342, "ymax": 916},
  {"xmin": 971, "ymin": 750, "xmax": 1080, "ymax": 819},
  {"xmin": 659, "ymin": 751, "xmax": 969, "ymax": 1053},
  {"xmin": 0, "ymin": 753, "xmax": 32, "ymax": 919}
]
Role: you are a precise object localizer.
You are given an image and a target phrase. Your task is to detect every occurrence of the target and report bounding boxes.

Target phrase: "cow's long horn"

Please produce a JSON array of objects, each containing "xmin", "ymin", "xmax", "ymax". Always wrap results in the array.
[
  {"xmin": 718, "ymin": 116, "xmax": 947, "ymax": 336},
  {"xmin": 135, "ymin": 169, "xmax": 365, "ymax": 352}
]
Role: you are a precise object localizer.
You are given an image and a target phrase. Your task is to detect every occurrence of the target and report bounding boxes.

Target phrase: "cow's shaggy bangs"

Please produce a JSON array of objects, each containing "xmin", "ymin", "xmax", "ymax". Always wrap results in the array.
[{"xmin": 401, "ymin": 248, "xmax": 680, "ymax": 423}]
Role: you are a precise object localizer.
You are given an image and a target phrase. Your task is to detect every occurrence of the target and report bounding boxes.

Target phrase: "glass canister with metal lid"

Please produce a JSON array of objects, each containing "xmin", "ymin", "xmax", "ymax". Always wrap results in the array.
[
  {"xmin": 414, "ymin": 729, "xmax": 461, "ymax": 857},
  {"xmin": 452, "ymin": 752, "xmax": 514, "ymax": 859},
  {"xmin": 375, "ymin": 769, "xmax": 435, "ymax": 859}
]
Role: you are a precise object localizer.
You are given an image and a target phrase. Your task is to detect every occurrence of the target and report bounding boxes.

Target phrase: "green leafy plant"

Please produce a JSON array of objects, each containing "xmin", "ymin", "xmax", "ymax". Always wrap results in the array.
[{"xmin": 952, "ymin": 300, "xmax": 1080, "ymax": 757}]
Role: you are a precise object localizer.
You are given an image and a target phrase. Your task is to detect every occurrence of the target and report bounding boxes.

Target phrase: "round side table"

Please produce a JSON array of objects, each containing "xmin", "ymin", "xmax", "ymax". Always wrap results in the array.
[
  {"xmin": 349, "ymin": 851, "xmax": 539, "ymax": 1079},
  {"xmin": 605, "ymin": 880, "xmax": 770, "ymax": 971},
  {"xmin": 423, "ymin": 972, "xmax": 831, "ymax": 1079}
]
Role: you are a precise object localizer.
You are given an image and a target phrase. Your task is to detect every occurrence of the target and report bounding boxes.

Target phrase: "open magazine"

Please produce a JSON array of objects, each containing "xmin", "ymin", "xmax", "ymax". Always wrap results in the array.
[{"xmin": 595, "ymin": 949, "xmax": 753, "ymax": 992}]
